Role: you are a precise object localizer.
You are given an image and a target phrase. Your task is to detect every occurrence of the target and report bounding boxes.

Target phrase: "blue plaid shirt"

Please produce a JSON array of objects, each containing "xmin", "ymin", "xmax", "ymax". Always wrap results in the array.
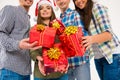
[{"xmin": 60, "ymin": 8, "xmax": 89, "ymax": 67}]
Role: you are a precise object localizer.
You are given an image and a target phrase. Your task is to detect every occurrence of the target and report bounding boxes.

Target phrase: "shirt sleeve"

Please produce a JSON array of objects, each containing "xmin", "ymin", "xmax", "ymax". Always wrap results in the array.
[
  {"xmin": 0, "ymin": 6, "xmax": 20, "ymax": 52},
  {"xmin": 94, "ymin": 4, "xmax": 113, "ymax": 33}
]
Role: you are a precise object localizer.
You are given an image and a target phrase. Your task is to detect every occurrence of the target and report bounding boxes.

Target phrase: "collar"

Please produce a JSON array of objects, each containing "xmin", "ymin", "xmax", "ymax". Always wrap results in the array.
[
  {"xmin": 18, "ymin": 6, "xmax": 30, "ymax": 19},
  {"xmin": 18, "ymin": 6, "xmax": 28, "ymax": 15},
  {"xmin": 60, "ymin": 8, "xmax": 72, "ymax": 18}
]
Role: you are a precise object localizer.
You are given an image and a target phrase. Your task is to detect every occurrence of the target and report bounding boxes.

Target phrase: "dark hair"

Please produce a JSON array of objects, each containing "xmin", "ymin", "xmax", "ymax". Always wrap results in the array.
[
  {"xmin": 73, "ymin": 0, "xmax": 93, "ymax": 31},
  {"xmin": 37, "ymin": 6, "xmax": 56, "ymax": 25}
]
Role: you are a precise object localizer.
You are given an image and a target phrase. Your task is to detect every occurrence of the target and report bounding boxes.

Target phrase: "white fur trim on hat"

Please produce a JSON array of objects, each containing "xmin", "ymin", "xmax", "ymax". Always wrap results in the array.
[{"xmin": 38, "ymin": 0, "xmax": 52, "ymax": 7}]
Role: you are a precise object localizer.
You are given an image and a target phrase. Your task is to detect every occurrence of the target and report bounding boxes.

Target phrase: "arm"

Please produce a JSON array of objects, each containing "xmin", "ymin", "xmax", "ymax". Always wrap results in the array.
[
  {"xmin": 0, "ymin": 6, "xmax": 39, "ymax": 52},
  {"xmin": 0, "ymin": 6, "xmax": 20, "ymax": 51},
  {"xmin": 82, "ymin": 32, "xmax": 112, "ymax": 49},
  {"xmin": 82, "ymin": 4, "xmax": 113, "ymax": 49}
]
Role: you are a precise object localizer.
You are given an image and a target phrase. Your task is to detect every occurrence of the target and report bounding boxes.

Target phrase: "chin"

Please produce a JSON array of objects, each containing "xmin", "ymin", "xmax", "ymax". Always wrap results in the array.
[{"xmin": 79, "ymin": 6, "xmax": 84, "ymax": 9}]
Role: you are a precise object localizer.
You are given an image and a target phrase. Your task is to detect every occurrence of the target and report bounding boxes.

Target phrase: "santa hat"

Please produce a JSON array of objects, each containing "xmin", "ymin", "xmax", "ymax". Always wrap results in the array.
[
  {"xmin": 34, "ymin": 0, "xmax": 58, "ymax": 21},
  {"xmin": 53, "ymin": 0, "xmax": 59, "ymax": 11},
  {"xmin": 35, "ymin": 0, "xmax": 53, "ymax": 17}
]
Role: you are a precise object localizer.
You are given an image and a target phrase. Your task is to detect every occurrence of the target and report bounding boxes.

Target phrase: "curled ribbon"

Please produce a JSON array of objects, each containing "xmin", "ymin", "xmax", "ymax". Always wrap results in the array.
[
  {"xmin": 36, "ymin": 24, "xmax": 45, "ymax": 31},
  {"xmin": 64, "ymin": 26, "xmax": 78, "ymax": 35},
  {"xmin": 52, "ymin": 21, "xmax": 60, "ymax": 29},
  {"xmin": 47, "ymin": 47, "xmax": 61, "ymax": 60}
]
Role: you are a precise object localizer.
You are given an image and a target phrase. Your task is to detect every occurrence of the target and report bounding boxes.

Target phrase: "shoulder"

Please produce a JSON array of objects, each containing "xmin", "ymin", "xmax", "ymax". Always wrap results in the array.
[
  {"xmin": 2, "ymin": 5, "xmax": 16, "ymax": 11},
  {"xmin": 69, "ymin": 9, "xmax": 80, "ymax": 17},
  {"xmin": 92, "ymin": 2, "xmax": 108, "ymax": 15},
  {"xmin": 93, "ymin": 2, "xmax": 108, "ymax": 11},
  {"xmin": 70, "ymin": 9, "xmax": 79, "ymax": 14},
  {"xmin": 1, "ymin": 5, "xmax": 16, "ymax": 15}
]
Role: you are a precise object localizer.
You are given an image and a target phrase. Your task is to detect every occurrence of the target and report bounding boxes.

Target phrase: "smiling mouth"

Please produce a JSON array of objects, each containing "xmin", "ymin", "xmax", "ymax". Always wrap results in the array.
[{"xmin": 24, "ymin": 0, "xmax": 32, "ymax": 2}]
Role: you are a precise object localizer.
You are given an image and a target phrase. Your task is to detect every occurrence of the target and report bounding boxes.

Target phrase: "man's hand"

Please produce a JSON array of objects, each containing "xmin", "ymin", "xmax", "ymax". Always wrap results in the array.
[{"xmin": 19, "ymin": 38, "xmax": 41, "ymax": 50}]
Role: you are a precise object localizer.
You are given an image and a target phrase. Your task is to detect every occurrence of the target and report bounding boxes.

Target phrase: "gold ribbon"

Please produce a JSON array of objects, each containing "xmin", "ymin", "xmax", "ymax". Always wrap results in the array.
[
  {"xmin": 36, "ymin": 24, "xmax": 45, "ymax": 31},
  {"xmin": 47, "ymin": 47, "xmax": 61, "ymax": 60},
  {"xmin": 52, "ymin": 21, "xmax": 60, "ymax": 29},
  {"xmin": 64, "ymin": 26, "xmax": 78, "ymax": 35}
]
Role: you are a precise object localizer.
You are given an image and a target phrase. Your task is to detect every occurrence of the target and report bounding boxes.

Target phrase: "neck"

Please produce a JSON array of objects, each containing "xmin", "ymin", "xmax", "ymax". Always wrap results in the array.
[
  {"xmin": 24, "ymin": 6, "xmax": 29, "ymax": 12},
  {"xmin": 60, "ymin": 7, "xmax": 68, "ymax": 13},
  {"xmin": 21, "ymin": 5, "xmax": 29, "ymax": 12},
  {"xmin": 43, "ymin": 19, "xmax": 50, "ymax": 26}
]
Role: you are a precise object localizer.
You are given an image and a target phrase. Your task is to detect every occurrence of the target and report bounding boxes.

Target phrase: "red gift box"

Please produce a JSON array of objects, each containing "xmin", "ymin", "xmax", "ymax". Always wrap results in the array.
[
  {"xmin": 50, "ymin": 19, "xmax": 65, "ymax": 35},
  {"xmin": 42, "ymin": 43, "xmax": 68, "ymax": 74},
  {"xmin": 29, "ymin": 25, "xmax": 57, "ymax": 48},
  {"xmin": 59, "ymin": 27, "xmax": 85, "ymax": 57}
]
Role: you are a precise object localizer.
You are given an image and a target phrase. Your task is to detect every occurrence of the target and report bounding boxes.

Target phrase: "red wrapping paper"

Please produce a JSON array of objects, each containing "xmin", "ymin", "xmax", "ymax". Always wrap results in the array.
[
  {"xmin": 43, "ymin": 43, "xmax": 68, "ymax": 74},
  {"xmin": 59, "ymin": 27, "xmax": 85, "ymax": 57},
  {"xmin": 50, "ymin": 19, "xmax": 65, "ymax": 35},
  {"xmin": 29, "ymin": 25, "xmax": 57, "ymax": 48}
]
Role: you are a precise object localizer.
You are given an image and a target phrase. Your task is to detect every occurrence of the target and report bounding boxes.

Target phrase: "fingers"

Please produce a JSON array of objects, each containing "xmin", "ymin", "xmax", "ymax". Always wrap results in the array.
[
  {"xmin": 38, "ymin": 61, "xmax": 46, "ymax": 76},
  {"xmin": 30, "ymin": 46, "xmax": 42, "ymax": 50},
  {"xmin": 83, "ymin": 42, "xmax": 89, "ymax": 49},
  {"xmin": 81, "ymin": 36, "xmax": 91, "ymax": 49},
  {"xmin": 55, "ymin": 64, "xmax": 69, "ymax": 74},
  {"xmin": 19, "ymin": 38, "xmax": 38, "ymax": 49},
  {"xmin": 30, "ymin": 41, "xmax": 38, "ymax": 47},
  {"xmin": 37, "ymin": 56, "xmax": 43, "ymax": 61},
  {"xmin": 29, "ymin": 41, "xmax": 42, "ymax": 50},
  {"xmin": 39, "ymin": 56, "xmax": 43, "ymax": 61},
  {"xmin": 22, "ymin": 38, "xmax": 29, "ymax": 42},
  {"xmin": 65, "ymin": 64, "xmax": 69, "ymax": 73}
]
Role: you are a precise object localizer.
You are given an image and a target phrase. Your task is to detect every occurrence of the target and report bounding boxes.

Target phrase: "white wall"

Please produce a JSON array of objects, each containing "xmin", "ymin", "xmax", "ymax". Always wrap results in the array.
[{"xmin": 0, "ymin": 0, "xmax": 120, "ymax": 80}]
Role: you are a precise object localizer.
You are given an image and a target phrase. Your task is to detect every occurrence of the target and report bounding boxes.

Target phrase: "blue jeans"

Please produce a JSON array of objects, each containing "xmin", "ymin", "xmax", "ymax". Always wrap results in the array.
[
  {"xmin": 0, "ymin": 68, "xmax": 30, "ymax": 80},
  {"xmin": 94, "ymin": 54, "xmax": 120, "ymax": 80},
  {"xmin": 34, "ymin": 74, "xmax": 68, "ymax": 80},
  {"xmin": 68, "ymin": 62, "xmax": 91, "ymax": 80}
]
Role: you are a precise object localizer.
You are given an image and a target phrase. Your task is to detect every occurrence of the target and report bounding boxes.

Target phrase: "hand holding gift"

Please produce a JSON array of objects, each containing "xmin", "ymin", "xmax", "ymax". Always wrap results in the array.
[
  {"xmin": 42, "ymin": 43, "xmax": 68, "ymax": 74},
  {"xmin": 37, "ymin": 56, "xmax": 46, "ymax": 76}
]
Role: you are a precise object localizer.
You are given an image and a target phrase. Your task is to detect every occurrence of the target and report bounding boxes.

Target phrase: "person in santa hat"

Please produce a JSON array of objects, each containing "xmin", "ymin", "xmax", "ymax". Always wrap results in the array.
[{"xmin": 30, "ymin": 0, "xmax": 68, "ymax": 80}]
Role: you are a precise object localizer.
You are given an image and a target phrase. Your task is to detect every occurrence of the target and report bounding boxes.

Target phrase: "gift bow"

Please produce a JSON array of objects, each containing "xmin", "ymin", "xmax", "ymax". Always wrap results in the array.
[
  {"xmin": 36, "ymin": 24, "xmax": 45, "ymax": 31},
  {"xmin": 64, "ymin": 26, "xmax": 78, "ymax": 35},
  {"xmin": 52, "ymin": 21, "xmax": 60, "ymax": 29},
  {"xmin": 47, "ymin": 47, "xmax": 61, "ymax": 60}
]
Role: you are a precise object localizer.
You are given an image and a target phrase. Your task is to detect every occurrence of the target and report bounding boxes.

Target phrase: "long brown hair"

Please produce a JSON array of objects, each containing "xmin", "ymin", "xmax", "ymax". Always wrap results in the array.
[
  {"xmin": 37, "ymin": 6, "xmax": 56, "ymax": 25},
  {"xmin": 73, "ymin": 0, "xmax": 93, "ymax": 31}
]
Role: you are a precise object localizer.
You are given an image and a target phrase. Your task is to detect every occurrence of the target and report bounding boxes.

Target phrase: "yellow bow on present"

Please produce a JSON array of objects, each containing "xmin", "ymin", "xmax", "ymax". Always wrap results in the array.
[
  {"xmin": 36, "ymin": 24, "xmax": 45, "ymax": 31},
  {"xmin": 47, "ymin": 47, "xmax": 61, "ymax": 60},
  {"xmin": 64, "ymin": 26, "xmax": 78, "ymax": 35},
  {"xmin": 52, "ymin": 21, "xmax": 60, "ymax": 29}
]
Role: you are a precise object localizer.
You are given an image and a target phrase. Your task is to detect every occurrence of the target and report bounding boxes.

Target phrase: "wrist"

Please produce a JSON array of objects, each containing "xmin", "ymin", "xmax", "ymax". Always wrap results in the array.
[{"xmin": 36, "ymin": 56, "xmax": 42, "ymax": 61}]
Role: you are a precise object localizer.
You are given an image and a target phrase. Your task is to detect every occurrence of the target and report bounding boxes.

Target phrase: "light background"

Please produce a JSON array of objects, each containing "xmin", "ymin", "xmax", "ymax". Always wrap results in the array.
[{"xmin": 0, "ymin": 0, "xmax": 120, "ymax": 80}]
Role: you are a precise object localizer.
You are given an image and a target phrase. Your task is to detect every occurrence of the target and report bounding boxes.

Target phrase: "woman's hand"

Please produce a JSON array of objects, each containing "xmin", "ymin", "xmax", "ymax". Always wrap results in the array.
[
  {"xmin": 81, "ymin": 32, "xmax": 112, "ymax": 50},
  {"xmin": 37, "ymin": 56, "xmax": 46, "ymax": 76},
  {"xmin": 82, "ymin": 36, "xmax": 94, "ymax": 50},
  {"xmin": 55, "ymin": 64, "xmax": 69, "ymax": 73}
]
